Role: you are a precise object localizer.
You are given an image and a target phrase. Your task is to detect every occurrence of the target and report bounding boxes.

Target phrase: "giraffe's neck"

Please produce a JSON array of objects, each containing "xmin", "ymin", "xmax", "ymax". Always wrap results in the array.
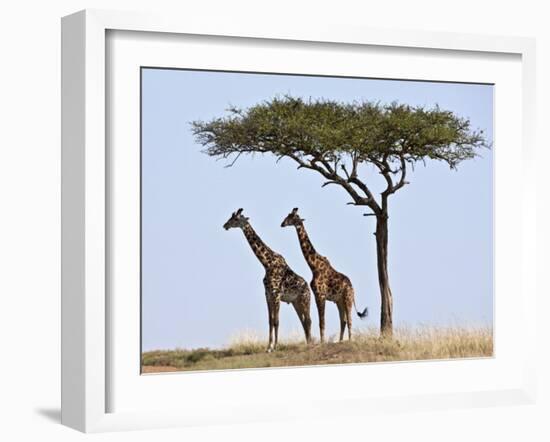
[
  {"xmin": 294, "ymin": 222, "xmax": 322, "ymax": 270},
  {"xmin": 241, "ymin": 223, "xmax": 276, "ymax": 269}
]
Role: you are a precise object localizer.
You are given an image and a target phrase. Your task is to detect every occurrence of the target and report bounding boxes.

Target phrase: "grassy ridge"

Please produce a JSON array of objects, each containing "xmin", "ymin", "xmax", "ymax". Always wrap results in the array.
[{"xmin": 142, "ymin": 326, "xmax": 493, "ymax": 373}]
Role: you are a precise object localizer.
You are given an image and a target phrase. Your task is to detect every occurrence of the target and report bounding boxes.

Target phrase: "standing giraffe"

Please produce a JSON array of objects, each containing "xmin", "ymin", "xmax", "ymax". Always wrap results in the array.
[
  {"xmin": 281, "ymin": 208, "xmax": 368, "ymax": 343},
  {"xmin": 223, "ymin": 208, "xmax": 312, "ymax": 352}
]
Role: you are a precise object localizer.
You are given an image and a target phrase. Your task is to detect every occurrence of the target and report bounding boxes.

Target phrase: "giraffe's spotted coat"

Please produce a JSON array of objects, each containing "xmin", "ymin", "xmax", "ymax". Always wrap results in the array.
[
  {"xmin": 224, "ymin": 209, "xmax": 312, "ymax": 351},
  {"xmin": 282, "ymin": 208, "xmax": 365, "ymax": 342}
]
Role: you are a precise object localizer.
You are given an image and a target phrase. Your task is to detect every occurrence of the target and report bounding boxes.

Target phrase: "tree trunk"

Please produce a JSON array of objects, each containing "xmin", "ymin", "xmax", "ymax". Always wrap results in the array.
[{"xmin": 375, "ymin": 214, "xmax": 393, "ymax": 337}]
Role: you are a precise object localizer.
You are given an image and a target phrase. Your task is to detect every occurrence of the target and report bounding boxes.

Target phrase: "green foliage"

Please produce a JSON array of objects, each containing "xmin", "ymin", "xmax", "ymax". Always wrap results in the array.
[{"xmin": 191, "ymin": 95, "xmax": 489, "ymax": 171}]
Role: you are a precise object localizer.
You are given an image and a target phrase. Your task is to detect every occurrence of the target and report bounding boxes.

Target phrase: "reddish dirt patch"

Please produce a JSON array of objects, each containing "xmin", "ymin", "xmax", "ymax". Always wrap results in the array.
[{"xmin": 141, "ymin": 365, "xmax": 179, "ymax": 373}]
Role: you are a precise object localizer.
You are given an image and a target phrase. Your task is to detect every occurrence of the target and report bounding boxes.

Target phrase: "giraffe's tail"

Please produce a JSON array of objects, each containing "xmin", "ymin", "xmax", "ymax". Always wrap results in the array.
[{"xmin": 354, "ymin": 300, "xmax": 368, "ymax": 320}]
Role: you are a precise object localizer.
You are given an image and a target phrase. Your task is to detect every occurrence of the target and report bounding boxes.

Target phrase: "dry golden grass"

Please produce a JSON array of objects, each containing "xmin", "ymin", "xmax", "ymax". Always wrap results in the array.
[{"xmin": 141, "ymin": 325, "xmax": 493, "ymax": 373}]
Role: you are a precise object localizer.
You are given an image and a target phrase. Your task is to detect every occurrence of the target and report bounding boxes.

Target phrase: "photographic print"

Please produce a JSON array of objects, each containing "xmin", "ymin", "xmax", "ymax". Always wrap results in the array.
[{"xmin": 140, "ymin": 68, "xmax": 493, "ymax": 374}]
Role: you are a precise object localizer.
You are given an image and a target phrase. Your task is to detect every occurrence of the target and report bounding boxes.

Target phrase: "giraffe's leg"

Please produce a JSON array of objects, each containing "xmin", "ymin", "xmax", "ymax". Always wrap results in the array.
[
  {"xmin": 266, "ymin": 301, "xmax": 274, "ymax": 353},
  {"xmin": 292, "ymin": 302, "xmax": 307, "ymax": 342},
  {"xmin": 272, "ymin": 300, "xmax": 280, "ymax": 350},
  {"xmin": 293, "ymin": 301, "xmax": 311, "ymax": 344},
  {"xmin": 345, "ymin": 300, "xmax": 353, "ymax": 341},
  {"xmin": 315, "ymin": 295, "xmax": 326, "ymax": 344},
  {"xmin": 302, "ymin": 289, "xmax": 312, "ymax": 344},
  {"xmin": 337, "ymin": 302, "xmax": 346, "ymax": 342},
  {"xmin": 303, "ymin": 307, "xmax": 312, "ymax": 344}
]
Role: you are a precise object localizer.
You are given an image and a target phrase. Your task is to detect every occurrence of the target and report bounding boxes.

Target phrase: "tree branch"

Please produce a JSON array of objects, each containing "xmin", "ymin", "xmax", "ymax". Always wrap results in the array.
[
  {"xmin": 370, "ymin": 155, "xmax": 395, "ymax": 194},
  {"xmin": 391, "ymin": 157, "xmax": 409, "ymax": 193},
  {"xmin": 341, "ymin": 164, "xmax": 351, "ymax": 180},
  {"xmin": 224, "ymin": 151, "xmax": 243, "ymax": 168},
  {"xmin": 349, "ymin": 174, "xmax": 378, "ymax": 204},
  {"xmin": 341, "ymin": 162, "xmax": 381, "ymax": 212},
  {"xmin": 319, "ymin": 158, "xmax": 336, "ymax": 175},
  {"xmin": 287, "ymin": 153, "xmax": 380, "ymax": 212},
  {"xmin": 384, "ymin": 156, "xmax": 409, "ymax": 195},
  {"xmin": 298, "ymin": 161, "xmax": 332, "ymax": 181}
]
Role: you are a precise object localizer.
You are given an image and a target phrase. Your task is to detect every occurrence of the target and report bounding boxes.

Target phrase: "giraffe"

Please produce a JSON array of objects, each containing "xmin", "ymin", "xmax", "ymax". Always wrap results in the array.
[
  {"xmin": 223, "ymin": 208, "xmax": 312, "ymax": 352},
  {"xmin": 281, "ymin": 208, "xmax": 368, "ymax": 343}
]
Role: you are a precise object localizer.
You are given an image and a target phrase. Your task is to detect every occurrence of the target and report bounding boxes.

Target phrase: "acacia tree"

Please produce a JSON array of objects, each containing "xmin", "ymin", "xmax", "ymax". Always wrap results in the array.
[{"xmin": 191, "ymin": 96, "xmax": 489, "ymax": 336}]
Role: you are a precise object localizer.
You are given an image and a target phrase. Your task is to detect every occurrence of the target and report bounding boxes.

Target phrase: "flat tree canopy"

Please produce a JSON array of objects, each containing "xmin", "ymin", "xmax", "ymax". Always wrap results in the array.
[{"xmin": 192, "ymin": 96, "xmax": 488, "ymax": 216}]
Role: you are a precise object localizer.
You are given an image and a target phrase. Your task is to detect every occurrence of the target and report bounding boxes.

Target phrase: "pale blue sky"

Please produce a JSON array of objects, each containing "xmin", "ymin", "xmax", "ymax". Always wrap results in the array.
[{"xmin": 141, "ymin": 68, "xmax": 493, "ymax": 351}]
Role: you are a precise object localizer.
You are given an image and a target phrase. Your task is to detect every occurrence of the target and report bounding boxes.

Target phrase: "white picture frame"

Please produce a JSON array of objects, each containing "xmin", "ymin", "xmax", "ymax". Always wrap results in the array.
[{"xmin": 61, "ymin": 9, "xmax": 538, "ymax": 433}]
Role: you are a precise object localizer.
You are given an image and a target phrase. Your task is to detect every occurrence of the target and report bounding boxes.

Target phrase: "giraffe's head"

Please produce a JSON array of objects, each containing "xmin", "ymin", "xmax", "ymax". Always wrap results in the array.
[
  {"xmin": 281, "ymin": 208, "xmax": 305, "ymax": 228},
  {"xmin": 223, "ymin": 208, "xmax": 249, "ymax": 230}
]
